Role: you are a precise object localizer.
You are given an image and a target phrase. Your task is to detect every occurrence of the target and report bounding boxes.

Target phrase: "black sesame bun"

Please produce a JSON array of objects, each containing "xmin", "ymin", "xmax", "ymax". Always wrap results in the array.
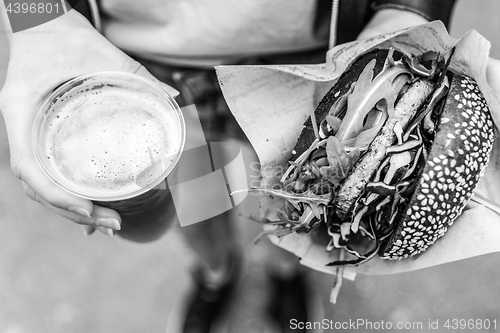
[
  {"xmin": 264, "ymin": 47, "xmax": 495, "ymax": 266},
  {"xmin": 380, "ymin": 74, "xmax": 495, "ymax": 259}
]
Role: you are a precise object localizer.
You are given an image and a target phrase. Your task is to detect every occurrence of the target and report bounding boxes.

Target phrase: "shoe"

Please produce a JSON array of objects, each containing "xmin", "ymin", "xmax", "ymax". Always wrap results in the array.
[
  {"xmin": 182, "ymin": 255, "xmax": 241, "ymax": 333},
  {"xmin": 268, "ymin": 272, "xmax": 309, "ymax": 333}
]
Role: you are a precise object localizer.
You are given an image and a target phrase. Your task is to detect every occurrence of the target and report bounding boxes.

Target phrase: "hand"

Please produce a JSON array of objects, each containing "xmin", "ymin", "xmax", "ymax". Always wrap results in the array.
[
  {"xmin": 356, "ymin": 9, "xmax": 429, "ymax": 41},
  {"xmin": 0, "ymin": 10, "xmax": 178, "ymax": 236}
]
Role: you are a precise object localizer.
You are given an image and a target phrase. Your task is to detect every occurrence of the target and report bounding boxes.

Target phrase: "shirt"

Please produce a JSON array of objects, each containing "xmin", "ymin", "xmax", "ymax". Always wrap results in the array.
[{"xmin": 100, "ymin": 0, "xmax": 329, "ymax": 66}]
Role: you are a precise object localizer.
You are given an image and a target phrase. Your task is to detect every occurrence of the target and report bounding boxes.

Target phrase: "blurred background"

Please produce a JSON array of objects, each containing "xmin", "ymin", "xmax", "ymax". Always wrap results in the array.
[{"xmin": 1, "ymin": 1, "xmax": 500, "ymax": 332}]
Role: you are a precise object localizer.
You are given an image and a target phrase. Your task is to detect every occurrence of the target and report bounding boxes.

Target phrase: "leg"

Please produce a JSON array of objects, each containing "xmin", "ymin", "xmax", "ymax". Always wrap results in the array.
[{"xmin": 180, "ymin": 211, "xmax": 240, "ymax": 285}]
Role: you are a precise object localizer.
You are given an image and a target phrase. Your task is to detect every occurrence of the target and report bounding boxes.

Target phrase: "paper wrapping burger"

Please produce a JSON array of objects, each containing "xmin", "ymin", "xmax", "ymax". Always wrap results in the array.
[{"xmin": 216, "ymin": 21, "xmax": 500, "ymax": 300}]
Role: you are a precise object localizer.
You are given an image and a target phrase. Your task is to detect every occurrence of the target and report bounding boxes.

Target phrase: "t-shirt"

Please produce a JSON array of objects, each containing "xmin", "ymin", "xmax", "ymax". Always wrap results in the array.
[{"xmin": 100, "ymin": 0, "xmax": 329, "ymax": 66}]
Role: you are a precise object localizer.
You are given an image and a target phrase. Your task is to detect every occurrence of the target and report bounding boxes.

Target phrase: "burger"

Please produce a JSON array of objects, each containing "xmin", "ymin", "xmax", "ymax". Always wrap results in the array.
[{"xmin": 254, "ymin": 46, "xmax": 495, "ymax": 266}]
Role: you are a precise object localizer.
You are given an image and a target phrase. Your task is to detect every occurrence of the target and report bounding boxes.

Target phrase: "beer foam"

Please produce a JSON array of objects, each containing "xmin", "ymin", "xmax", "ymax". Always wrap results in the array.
[{"xmin": 41, "ymin": 86, "xmax": 182, "ymax": 199}]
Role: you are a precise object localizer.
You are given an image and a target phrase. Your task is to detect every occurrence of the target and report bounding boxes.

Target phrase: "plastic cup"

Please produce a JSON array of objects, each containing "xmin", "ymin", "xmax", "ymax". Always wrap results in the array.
[{"xmin": 32, "ymin": 72, "xmax": 185, "ymax": 241}]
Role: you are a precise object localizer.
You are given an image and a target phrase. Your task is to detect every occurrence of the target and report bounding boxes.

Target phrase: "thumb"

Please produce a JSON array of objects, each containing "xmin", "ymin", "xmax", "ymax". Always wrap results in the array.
[{"xmin": 124, "ymin": 59, "xmax": 180, "ymax": 98}]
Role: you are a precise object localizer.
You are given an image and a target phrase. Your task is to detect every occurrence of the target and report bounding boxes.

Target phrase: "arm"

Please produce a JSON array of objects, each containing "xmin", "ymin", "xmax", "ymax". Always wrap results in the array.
[
  {"xmin": 357, "ymin": 0, "xmax": 456, "ymax": 40},
  {"xmin": 0, "ymin": 9, "xmax": 177, "ymax": 234},
  {"xmin": 370, "ymin": 0, "xmax": 456, "ymax": 27},
  {"xmin": 356, "ymin": 8, "xmax": 429, "ymax": 41}
]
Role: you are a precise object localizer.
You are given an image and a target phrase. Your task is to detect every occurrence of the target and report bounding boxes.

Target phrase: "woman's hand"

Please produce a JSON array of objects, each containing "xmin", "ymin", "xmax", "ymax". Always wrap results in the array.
[{"xmin": 0, "ymin": 10, "xmax": 178, "ymax": 235}]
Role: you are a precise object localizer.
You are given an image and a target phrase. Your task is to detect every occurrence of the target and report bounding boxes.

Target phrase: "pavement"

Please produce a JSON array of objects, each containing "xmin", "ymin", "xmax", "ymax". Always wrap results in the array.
[{"xmin": 1, "ymin": 1, "xmax": 500, "ymax": 333}]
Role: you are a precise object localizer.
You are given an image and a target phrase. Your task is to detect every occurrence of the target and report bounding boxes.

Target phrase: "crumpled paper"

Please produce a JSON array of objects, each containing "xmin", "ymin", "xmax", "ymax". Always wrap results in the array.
[{"xmin": 216, "ymin": 21, "xmax": 500, "ymax": 278}]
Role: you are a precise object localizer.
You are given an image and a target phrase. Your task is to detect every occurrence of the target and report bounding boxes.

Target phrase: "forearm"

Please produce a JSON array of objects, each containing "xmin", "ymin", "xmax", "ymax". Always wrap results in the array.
[
  {"xmin": 1, "ymin": 9, "xmax": 100, "ymax": 102},
  {"xmin": 357, "ymin": 8, "xmax": 428, "ymax": 41},
  {"xmin": 371, "ymin": 0, "xmax": 456, "ymax": 27},
  {"xmin": 358, "ymin": 0, "xmax": 457, "ymax": 41}
]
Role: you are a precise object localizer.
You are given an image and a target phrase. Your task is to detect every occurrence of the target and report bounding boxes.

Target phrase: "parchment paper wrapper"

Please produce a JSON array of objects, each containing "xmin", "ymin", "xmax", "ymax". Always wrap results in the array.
[{"xmin": 216, "ymin": 21, "xmax": 500, "ymax": 278}]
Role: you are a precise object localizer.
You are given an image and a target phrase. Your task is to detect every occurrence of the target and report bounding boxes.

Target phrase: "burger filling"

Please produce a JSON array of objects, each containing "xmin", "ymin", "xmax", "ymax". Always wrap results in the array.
[{"xmin": 253, "ymin": 46, "xmax": 452, "ymax": 266}]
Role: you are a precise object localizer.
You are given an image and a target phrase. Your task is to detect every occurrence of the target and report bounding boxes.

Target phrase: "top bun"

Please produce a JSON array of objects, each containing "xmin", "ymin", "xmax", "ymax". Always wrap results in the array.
[{"xmin": 381, "ymin": 74, "xmax": 495, "ymax": 259}]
